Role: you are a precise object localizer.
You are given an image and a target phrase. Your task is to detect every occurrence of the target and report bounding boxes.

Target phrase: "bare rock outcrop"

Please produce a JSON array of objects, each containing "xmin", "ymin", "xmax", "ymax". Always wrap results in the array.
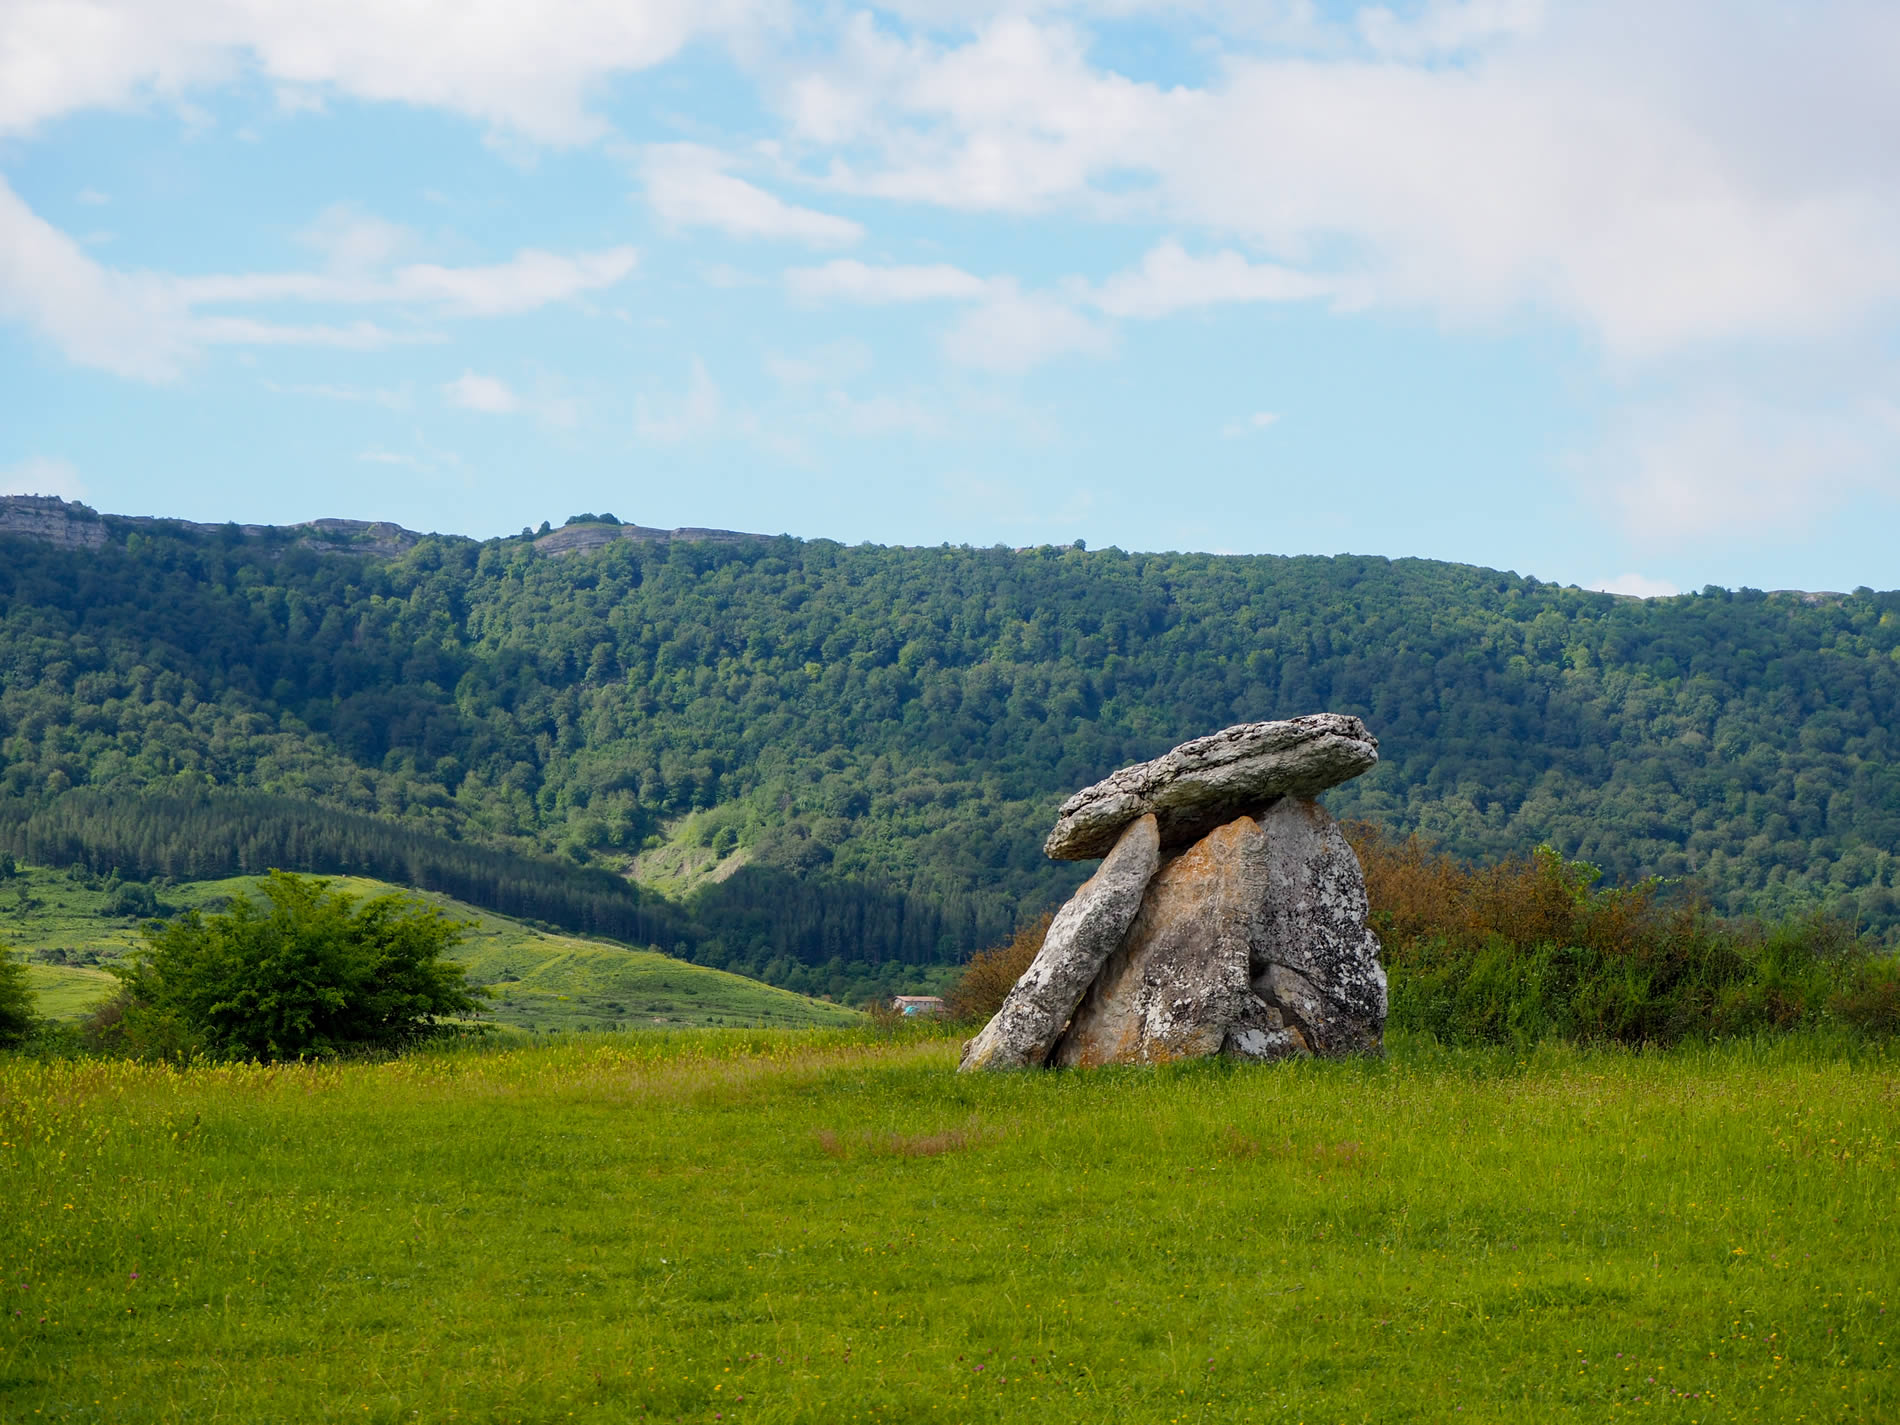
[
  {"xmin": 1043, "ymin": 713, "xmax": 1378, "ymax": 861},
  {"xmin": 962, "ymin": 714, "xmax": 1386, "ymax": 1073},
  {"xmin": 958, "ymin": 815, "xmax": 1159, "ymax": 1071}
]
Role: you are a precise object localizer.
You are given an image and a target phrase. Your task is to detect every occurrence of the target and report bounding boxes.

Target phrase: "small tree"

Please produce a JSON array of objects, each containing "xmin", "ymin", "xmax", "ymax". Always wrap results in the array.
[
  {"xmin": 106, "ymin": 872, "xmax": 485, "ymax": 1061},
  {"xmin": 945, "ymin": 912, "xmax": 1053, "ymax": 1023},
  {"xmin": 0, "ymin": 946, "xmax": 38, "ymax": 1049}
]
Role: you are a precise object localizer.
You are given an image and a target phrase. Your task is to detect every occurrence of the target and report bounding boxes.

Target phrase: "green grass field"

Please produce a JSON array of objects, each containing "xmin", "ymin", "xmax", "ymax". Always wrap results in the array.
[
  {"xmin": 1, "ymin": 866, "xmax": 862, "ymax": 1034},
  {"xmin": 1, "ymin": 1030, "xmax": 1893, "ymax": 1422}
]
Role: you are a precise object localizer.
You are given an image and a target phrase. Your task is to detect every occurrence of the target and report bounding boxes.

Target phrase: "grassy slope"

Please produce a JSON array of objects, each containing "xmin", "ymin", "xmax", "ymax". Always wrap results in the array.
[
  {"xmin": 0, "ymin": 1031, "xmax": 1893, "ymax": 1422},
  {"xmin": 0, "ymin": 865, "xmax": 861, "ymax": 1034}
]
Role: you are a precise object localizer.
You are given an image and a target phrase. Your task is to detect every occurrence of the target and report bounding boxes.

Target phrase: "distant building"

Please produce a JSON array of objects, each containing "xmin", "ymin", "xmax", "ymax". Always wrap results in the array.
[{"xmin": 891, "ymin": 995, "xmax": 947, "ymax": 1016}]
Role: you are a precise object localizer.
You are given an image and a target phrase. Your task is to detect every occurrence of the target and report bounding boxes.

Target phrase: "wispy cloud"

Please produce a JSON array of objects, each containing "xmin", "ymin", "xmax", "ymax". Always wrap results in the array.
[
  {"xmin": 635, "ymin": 358, "xmax": 722, "ymax": 443},
  {"xmin": 1087, "ymin": 242, "xmax": 1330, "ymax": 319},
  {"xmin": 785, "ymin": 259, "xmax": 987, "ymax": 304},
  {"xmin": 0, "ymin": 176, "xmax": 635, "ymax": 380},
  {"xmin": 644, "ymin": 144, "xmax": 862, "ymax": 247},
  {"xmin": 441, "ymin": 370, "xmax": 579, "ymax": 427},
  {"xmin": 442, "ymin": 371, "xmax": 520, "ymax": 414},
  {"xmin": 262, "ymin": 379, "xmax": 411, "ymax": 410},
  {"xmin": 1221, "ymin": 411, "xmax": 1281, "ymax": 438}
]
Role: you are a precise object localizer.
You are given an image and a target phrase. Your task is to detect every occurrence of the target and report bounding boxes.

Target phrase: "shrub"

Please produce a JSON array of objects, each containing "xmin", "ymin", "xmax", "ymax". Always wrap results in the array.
[
  {"xmin": 96, "ymin": 871, "xmax": 485, "ymax": 1061},
  {"xmin": 945, "ymin": 912, "xmax": 1051, "ymax": 1022},
  {"xmin": 1346, "ymin": 824, "xmax": 1898, "ymax": 1047},
  {"xmin": 0, "ymin": 947, "xmax": 38, "ymax": 1049}
]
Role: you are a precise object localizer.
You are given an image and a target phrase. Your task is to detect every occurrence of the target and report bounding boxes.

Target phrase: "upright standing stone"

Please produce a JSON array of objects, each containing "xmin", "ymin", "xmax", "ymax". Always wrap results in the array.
[
  {"xmin": 1050, "ymin": 799, "xmax": 1387, "ymax": 1066},
  {"xmin": 958, "ymin": 815, "xmax": 1161, "ymax": 1072},
  {"xmin": 1051, "ymin": 818, "xmax": 1266, "ymax": 1067},
  {"xmin": 1246, "ymin": 798, "xmax": 1387, "ymax": 1056}
]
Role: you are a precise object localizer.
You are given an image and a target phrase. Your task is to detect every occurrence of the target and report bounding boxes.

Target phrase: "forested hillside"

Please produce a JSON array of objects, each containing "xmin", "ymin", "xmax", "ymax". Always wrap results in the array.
[{"xmin": 2, "ymin": 500, "xmax": 1897, "ymax": 990}]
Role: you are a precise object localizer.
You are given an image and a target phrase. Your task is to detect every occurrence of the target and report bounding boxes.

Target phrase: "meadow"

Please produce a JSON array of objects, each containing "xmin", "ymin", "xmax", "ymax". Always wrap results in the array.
[
  {"xmin": 2, "ymin": 865, "xmax": 862, "ymax": 1036},
  {"xmin": 1, "ymin": 1029, "xmax": 1893, "ymax": 1422}
]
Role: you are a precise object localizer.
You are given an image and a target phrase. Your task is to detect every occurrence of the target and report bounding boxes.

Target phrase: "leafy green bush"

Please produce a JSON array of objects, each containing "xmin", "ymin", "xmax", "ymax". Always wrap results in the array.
[
  {"xmin": 1351, "ymin": 827, "xmax": 1899, "ymax": 1047},
  {"xmin": 0, "ymin": 946, "xmax": 38, "ymax": 1048},
  {"xmin": 94, "ymin": 872, "xmax": 485, "ymax": 1061}
]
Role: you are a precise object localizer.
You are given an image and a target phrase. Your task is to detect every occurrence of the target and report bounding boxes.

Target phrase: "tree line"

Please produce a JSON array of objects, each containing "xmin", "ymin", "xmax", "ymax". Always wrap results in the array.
[{"xmin": 1, "ymin": 513, "xmax": 1897, "ymax": 978}]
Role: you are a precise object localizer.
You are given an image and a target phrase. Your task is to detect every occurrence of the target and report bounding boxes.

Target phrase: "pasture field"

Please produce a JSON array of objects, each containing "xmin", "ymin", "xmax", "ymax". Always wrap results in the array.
[
  {"xmin": 1, "ymin": 866, "xmax": 862, "ymax": 1034},
  {"xmin": 1, "ymin": 1031, "xmax": 1895, "ymax": 1423}
]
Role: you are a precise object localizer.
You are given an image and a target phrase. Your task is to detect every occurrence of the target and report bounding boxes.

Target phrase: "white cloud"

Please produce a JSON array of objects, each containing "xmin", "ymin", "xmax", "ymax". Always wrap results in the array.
[
  {"xmin": 765, "ymin": 339, "xmax": 872, "ymax": 387},
  {"xmin": 1594, "ymin": 389, "xmax": 1895, "ymax": 541},
  {"xmin": 0, "ymin": 178, "xmax": 635, "ymax": 379},
  {"xmin": 643, "ymin": 144, "xmax": 862, "ymax": 246},
  {"xmin": 0, "ymin": 455, "xmax": 85, "ymax": 500},
  {"xmin": 1221, "ymin": 411, "xmax": 1281, "ymax": 438},
  {"xmin": 1356, "ymin": 0, "xmax": 1547, "ymax": 58},
  {"xmin": 298, "ymin": 203, "xmax": 414, "ymax": 271},
  {"xmin": 1086, "ymin": 241, "xmax": 1331, "ymax": 319},
  {"xmin": 191, "ymin": 316, "xmax": 430, "ymax": 348},
  {"xmin": 440, "ymin": 370, "xmax": 579, "ymax": 426},
  {"xmin": 784, "ymin": 6, "xmax": 1900, "ymax": 358},
  {"xmin": 1587, "ymin": 573, "xmax": 1679, "ymax": 599},
  {"xmin": 263, "ymin": 379, "xmax": 410, "ymax": 409},
  {"xmin": 636, "ymin": 358, "xmax": 722, "ymax": 442},
  {"xmin": 785, "ymin": 258, "xmax": 989, "ymax": 303},
  {"xmin": 0, "ymin": 175, "xmax": 192, "ymax": 379},
  {"xmin": 174, "ymin": 245, "xmax": 639, "ymax": 316},
  {"xmin": 0, "ymin": 0, "xmax": 766, "ymax": 144},
  {"xmin": 442, "ymin": 371, "xmax": 520, "ymax": 414},
  {"xmin": 820, "ymin": 388, "xmax": 942, "ymax": 437},
  {"xmin": 941, "ymin": 284, "xmax": 1113, "ymax": 371}
]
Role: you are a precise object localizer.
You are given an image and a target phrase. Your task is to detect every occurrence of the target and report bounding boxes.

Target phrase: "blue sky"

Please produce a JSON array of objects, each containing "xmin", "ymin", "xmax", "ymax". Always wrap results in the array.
[{"xmin": 3, "ymin": 1, "xmax": 1898, "ymax": 595}]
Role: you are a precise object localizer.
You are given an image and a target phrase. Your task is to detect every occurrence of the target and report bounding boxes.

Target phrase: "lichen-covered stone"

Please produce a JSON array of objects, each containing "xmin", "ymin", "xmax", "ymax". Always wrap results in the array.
[
  {"xmin": 1051, "ymin": 818, "xmax": 1265, "ymax": 1067},
  {"xmin": 1048, "ymin": 799, "xmax": 1386, "ymax": 1068},
  {"xmin": 1247, "ymin": 798, "xmax": 1387, "ymax": 1055},
  {"xmin": 958, "ymin": 815, "xmax": 1160, "ymax": 1072},
  {"xmin": 1042, "ymin": 714, "xmax": 1378, "ymax": 861}
]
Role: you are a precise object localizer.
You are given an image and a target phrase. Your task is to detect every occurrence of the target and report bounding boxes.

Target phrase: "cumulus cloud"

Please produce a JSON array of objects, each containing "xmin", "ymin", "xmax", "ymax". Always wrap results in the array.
[
  {"xmin": 785, "ymin": 5, "xmax": 1900, "ymax": 358},
  {"xmin": 0, "ymin": 175, "xmax": 193, "ymax": 379},
  {"xmin": 0, "ymin": 0, "xmax": 766, "ymax": 143},
  {"xmin": 0, "ymin": 455, "xmax": 86, "ymax": 500},
  {"xmin": 643, "ymin": 145, "xmax": 863, "ymax": 246}
]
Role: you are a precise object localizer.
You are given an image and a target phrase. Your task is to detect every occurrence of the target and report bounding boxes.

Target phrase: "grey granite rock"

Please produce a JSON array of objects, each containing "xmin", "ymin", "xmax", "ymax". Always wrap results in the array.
[
  {"xmin": 1246, "ymin": 797, "xmax": 1387, "ymax": 1056},
  {"xmin": 958, "ymin": 814, "xmax": 1160, "ymax": 1072},
  {"xmin": 1051, "ymin": 817, "xmax": 1265, "ymax": 1067},
  {"xmin": 1049, "ymin": 799, "xmax": 1386, "ymax": 1067},
  {"xmin": 1042, "ymin": 714, "xmax": 1379, "ymax": 861}
]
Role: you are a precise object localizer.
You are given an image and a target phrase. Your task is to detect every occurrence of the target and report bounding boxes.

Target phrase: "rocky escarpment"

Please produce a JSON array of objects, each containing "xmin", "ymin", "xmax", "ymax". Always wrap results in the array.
[
  {"xmin": 0, "ymin": 497, "xmax": 769, "ymax": 561},
  {"xmin": 0, "ymin": 496, "xmax": 425, "ymax": 558},
  {"xmin": 532, "ymin": 521, "xmax": 770, "ymax": 557},
  {"xmin": 964, "ymin": 714, "xmax": 1388, "ymax": 1071}
]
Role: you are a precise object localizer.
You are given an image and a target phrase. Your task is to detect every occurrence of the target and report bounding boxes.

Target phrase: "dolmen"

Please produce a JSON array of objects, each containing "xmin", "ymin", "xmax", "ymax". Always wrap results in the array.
[{"xmin": 959, "ymin": 713, "xmax": 1387, "ymax": 1071}]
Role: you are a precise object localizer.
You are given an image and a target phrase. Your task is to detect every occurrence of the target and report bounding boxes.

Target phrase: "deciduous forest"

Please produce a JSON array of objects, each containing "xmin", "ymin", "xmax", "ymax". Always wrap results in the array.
[{"xmin": 2, "ymin": 508, "xmax": 1896, "ymax": 994}]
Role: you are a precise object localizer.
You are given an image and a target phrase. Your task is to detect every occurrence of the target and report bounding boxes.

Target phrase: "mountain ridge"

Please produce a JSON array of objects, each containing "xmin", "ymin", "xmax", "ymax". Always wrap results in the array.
[{"xmin": 2, "ymin": 494, "xmax": 1896, "ymax": 989}]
